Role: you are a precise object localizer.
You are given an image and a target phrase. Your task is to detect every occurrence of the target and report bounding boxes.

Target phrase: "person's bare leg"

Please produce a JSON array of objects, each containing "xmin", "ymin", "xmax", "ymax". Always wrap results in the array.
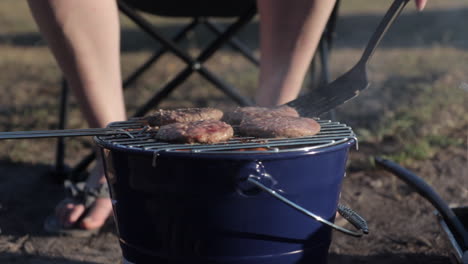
[
  {"xmin": 27, "ymin": 0, "xmax": 126, "ymax": 230},
  {"xmin": 256, "ymin": 0, "xmax": 336, "ymax": 106}
]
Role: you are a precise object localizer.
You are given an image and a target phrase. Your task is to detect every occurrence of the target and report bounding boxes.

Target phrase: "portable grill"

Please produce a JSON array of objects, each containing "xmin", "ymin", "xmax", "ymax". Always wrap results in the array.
[
  {"xmin": 92, "ymin": 118, "xmax": 365, "ymax": 264},
  {"xmin": 0, "ymin": 117, "xmax": 366, "ymax": 263}
]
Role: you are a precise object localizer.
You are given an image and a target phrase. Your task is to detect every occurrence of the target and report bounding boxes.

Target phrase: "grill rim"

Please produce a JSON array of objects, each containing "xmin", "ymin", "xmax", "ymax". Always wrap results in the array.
[{"xmin": 95, "ymin": 136, "xmax": 356, "ymax": 161}]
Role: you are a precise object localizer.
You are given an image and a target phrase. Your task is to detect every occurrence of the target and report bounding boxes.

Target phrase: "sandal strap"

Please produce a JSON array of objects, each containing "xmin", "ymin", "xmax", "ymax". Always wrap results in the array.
[{"xmin": 64, "ymin": 180, "xmax": 110, "ymax": 208}]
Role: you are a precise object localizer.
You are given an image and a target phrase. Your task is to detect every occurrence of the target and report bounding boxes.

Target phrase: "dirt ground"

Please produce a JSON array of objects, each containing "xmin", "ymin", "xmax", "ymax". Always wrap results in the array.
[{"xmin": 0, "ymin": 1, "xmax": 468, "ymax": 263}]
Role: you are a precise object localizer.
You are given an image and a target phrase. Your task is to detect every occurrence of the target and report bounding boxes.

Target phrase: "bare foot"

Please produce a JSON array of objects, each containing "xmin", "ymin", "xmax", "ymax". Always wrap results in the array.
[
  {"xmin": 81, "ymin": 197, "xmax": 113, "ymax": 229},
  {"xmin": 55, "ymin": 196, "xmax": 112, "ymax": 230}
]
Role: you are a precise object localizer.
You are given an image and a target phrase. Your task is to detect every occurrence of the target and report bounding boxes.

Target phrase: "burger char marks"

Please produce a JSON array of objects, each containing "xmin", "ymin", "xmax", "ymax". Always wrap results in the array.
[
  {"xmin": 155, "ymin": 120, "xmax": 234, "ymax": 144},
  {"xmin": 238, "ymin": 116, "xmax": 320, "ymax": 138},
  {"xmin": 223, "ymin": 106, "xmax": 299, "ymax": 125},
  {"xmin": 145, "ymin": 108, "xmax": 223, "ymax": 127}
]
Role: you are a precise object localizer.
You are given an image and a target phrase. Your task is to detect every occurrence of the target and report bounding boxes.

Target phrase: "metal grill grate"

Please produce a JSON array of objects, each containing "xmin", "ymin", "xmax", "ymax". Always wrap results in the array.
[{"xmin": 96, "ymin": 118, "xmax": 357, "ymax": 154}]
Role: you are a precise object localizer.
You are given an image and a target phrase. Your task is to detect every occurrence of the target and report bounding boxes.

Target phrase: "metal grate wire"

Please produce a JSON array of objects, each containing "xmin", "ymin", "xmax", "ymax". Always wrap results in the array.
[{"xmin": 96, "ymin": 118, "xmax": 357, "ymax": 154}]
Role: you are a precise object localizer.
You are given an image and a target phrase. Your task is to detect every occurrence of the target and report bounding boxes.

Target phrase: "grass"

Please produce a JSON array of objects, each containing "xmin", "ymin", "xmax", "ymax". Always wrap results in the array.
[
  {"xmin": 0, "ymin": 0, "xmax": 467, "ymax": 167},
  {"xmin": 338, "ymin": 46, "xmax": 468, "ymax": 165}
]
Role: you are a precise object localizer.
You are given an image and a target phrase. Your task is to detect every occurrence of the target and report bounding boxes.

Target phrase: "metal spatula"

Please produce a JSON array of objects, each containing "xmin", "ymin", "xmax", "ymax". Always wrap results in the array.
[{"xmin": 287, "ymin": 0, "xmax": 410, "ymax": 118}]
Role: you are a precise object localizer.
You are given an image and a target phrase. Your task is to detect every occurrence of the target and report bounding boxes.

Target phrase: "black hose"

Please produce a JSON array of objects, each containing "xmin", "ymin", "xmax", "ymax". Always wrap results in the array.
[{"xmin": 374, "ymin": 157, "xmax": 468, "ymax": 250}]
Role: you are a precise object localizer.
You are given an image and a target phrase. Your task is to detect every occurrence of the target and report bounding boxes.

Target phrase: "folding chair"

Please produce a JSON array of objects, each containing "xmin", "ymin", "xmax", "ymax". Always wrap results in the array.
[{"xmin": 52, "ymin": 0, "xmax": 341, "ymax": 181}]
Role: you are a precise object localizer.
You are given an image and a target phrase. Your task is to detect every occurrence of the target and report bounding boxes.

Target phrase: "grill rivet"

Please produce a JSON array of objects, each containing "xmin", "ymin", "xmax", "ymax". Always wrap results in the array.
[
  {"xmin": 152, "ymin": 151, "xmax": 160, "ymax": 167},
  {"xmin": 192, "ymin": 62, "xmax": 201, "ymax": 70}
]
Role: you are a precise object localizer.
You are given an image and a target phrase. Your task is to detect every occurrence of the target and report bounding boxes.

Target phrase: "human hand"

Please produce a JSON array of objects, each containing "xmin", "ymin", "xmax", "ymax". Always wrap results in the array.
[{"xmin": 414, "ymin": 0, "xmax": 427, "ymax": 11}]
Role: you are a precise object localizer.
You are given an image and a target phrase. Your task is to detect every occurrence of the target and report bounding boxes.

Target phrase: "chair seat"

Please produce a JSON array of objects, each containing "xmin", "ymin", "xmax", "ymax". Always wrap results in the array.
[{"xmin": 123, "ymin": 0, "xmax": 257, "ymax": 18}]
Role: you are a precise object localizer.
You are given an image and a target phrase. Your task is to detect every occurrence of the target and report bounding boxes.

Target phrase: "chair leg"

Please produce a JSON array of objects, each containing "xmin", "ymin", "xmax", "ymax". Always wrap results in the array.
[
  {"xmin": 52, "ymin": 78, "xmax": 69, "ymax": 182},
  {"xmin": 323, "ymin": 1, "xmax": 340, "ymax": 121},
  {"xmin": 308, "ymin": 52, "xmax": 321, "ymax": 94},
  {"xmin": 123, "ymin": 18, "xmax": 199, "ymax": 89},
  {"xmin": 203, "ymin": 19, "xmax": 259, "ymax": 67},
  {"xmin": 70, "ymin": 151, "xmax": 96, "ymax": 182},
  {"xmin": 318, "ymin": 38, "xmax": 336, "ymax": 121},
  {"xmin": 326, "ymin": 0, "xmax": 341, "ymax": 49},
  {"xmin": 133, "ymin": 67, "xmax": 193, "ymax": 117}
]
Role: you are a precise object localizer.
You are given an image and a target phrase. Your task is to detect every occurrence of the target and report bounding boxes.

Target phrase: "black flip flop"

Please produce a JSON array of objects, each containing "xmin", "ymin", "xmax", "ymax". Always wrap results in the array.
[
  {"xmin": 43, "ymin": 180, "xmax": 110, "ymax": 238},
  {"xmin": 43, "ymin": 214, "xmax": 100, "ymax": 238}
]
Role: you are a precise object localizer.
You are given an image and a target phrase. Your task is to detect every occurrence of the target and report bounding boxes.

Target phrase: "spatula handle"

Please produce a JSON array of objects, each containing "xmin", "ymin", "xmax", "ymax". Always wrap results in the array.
[{"xmin": 360, "ymin": 0, "xmax": 410, "ymax": 65}]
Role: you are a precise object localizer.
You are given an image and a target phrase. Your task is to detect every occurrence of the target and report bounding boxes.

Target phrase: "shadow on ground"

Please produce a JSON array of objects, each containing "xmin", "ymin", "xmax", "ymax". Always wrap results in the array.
[
  {"xmin": 0, "ymin": 160, "xmax": 121, "ymax": 263},
  {"xmin": 0, "ymin": 160, "xmax": 64, "ymax": 236},
  {"xmin": 0, "ymin": 252, "xmax": 101, "ymax": 264},
  {"xmin": 328, "ymin": 253, "xmax": 451, "ymax": 264},
  {"xmin": 0, "ymin": 252, "xmax": 452, "ymax": 264}
]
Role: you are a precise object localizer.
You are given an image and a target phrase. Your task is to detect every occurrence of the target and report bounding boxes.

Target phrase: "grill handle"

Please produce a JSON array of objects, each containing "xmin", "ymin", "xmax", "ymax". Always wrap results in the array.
[{"xmin": 246, "ymin": 177, "xmax": 369, "ymax": 238}]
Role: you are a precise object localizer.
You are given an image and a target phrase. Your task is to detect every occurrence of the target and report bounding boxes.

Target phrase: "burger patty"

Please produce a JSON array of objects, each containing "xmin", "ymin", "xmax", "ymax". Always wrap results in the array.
[
  {"xmin": 238, "ymin": 116, "xmax": 321, "ymax": 138},
  {"xmin": 223, "ymin": 106, "xmax": 299, "ymax": 125},
  {"xmin": 155, "ymin": 120, "xmax": 234, "ymax": 144},
  {"xmin": 145, "ymin": 107, "xmax": 223, "ymax": 127}
]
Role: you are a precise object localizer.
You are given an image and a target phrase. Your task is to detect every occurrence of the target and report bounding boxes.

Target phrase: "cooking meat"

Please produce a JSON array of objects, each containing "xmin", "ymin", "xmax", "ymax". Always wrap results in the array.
[
  {"xmin": 223, "ymin": 106, "xmax": 299, "ymax": 125},
  {"xmin": 155, "ymin": 120, "xmax": 234, "ymax": 144},
  {"xmin": 238, "ymin": 116, "xmax": 320, "ymax": 138},
  {"xmin": 145, "ymin": 107, "xmax": 223, "ymax": 126}
]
